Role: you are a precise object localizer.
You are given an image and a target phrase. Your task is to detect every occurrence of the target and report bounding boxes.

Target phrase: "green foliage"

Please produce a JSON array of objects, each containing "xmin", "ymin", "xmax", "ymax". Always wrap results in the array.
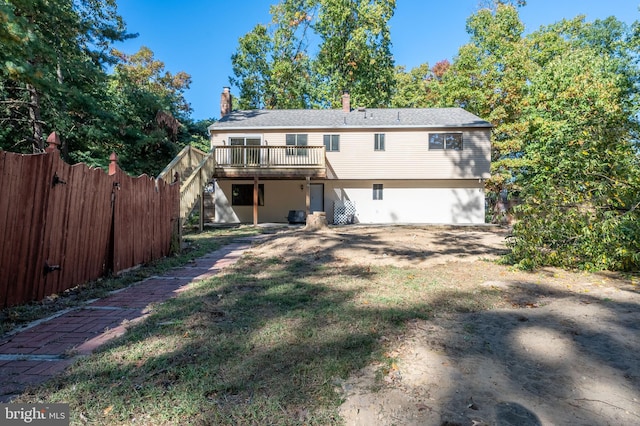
[
  {"xmin": 312, "ymin": 0, "xmax": 396, "ymax": 108},
  {"xmin": 183, "ymin": 118, "xmax": 215, "ymax": 152},
  {"xmin": 508, "ymin": 47, "xmax": 640, "ymax": 271},
  {"xmin": 415, "ymin": 4, "xmax": 640, "ymax": 271},
  {"xmin": 0, "ymin": 0, "xmax": 131, "ymax": 152},
  {"xmin": 0, "ymin": 1, "xmax": 203, "ymax": 177},
  {"xmin": 390, "ymin": 64, "xmax": 429, "ymax": 108},
  {"xmin": 391, "ymin": 61, "xmax": 450, "ymax": 108},
  {"xmin": 230, "ymin": 0, "xmax": 396, "ymax": 109},
  {"xmin": 230, "ymin": 24, "xmax": 273, "ymax": 109},
  {"xmin": 230, "ymin": 1, "xmax": 315, "ymax": 109}
]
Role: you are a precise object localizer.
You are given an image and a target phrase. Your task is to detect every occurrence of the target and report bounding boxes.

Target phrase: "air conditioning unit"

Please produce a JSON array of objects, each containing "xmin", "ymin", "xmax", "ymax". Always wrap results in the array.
[{"xmin": 287, "ymin": 210, "xmax": 306, "ymax": 224}]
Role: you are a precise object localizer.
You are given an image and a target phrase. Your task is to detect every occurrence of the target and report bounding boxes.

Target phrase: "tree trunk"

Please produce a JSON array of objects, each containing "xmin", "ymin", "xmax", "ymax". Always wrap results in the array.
[
  {"xmin": 27, "ymin": 83, "xmax": 44, "ymax": 152},
  {"xmin": 56, "ymin": 55, "xmax": 70, "ymax": 158}
]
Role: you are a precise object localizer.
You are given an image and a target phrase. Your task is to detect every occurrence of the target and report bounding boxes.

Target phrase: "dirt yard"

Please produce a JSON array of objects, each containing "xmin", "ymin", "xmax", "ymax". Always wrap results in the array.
[{"xmin": 252, "ymin": 225, "xmax": 640, "ymax": 425}]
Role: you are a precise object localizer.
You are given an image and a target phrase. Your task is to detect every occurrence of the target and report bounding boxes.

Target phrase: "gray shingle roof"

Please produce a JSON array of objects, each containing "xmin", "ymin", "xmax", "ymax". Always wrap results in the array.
[{"xmin": 208, "ymin": 108, "xmax": 492, "ymax": 131}]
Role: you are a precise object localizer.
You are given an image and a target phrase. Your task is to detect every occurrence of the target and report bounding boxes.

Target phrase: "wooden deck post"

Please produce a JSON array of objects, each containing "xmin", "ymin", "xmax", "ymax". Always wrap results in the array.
[
  {"xmin": 305, "ymin": 177, "xmax": 310, "ymax": 217},
  {"xmin": 253, "ymin": 176, "xmax": 258, "ymax": 226},
  {"xmin": 198, "ymin": 168, "xmax": 204, "ymax": 232}
]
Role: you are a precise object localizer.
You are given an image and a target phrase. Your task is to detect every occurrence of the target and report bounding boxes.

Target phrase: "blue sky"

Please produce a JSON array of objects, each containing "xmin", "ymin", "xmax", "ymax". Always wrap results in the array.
[{"xmin": 114, "ymin": 1, "xmax": 639, "ymax": 120}]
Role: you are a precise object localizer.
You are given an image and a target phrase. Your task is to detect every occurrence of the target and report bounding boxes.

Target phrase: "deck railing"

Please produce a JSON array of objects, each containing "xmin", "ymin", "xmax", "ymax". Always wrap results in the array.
[
  {"xmin": 179, "ymin": 150, "xmax": 216, "ymax": 227},
  {"xmin": 213, "ymin": 145, "xmax": 325, "ymax": 169},
  {"xmin": 157, "ymin": 145, "xmax": 208, "ymax": 184}
]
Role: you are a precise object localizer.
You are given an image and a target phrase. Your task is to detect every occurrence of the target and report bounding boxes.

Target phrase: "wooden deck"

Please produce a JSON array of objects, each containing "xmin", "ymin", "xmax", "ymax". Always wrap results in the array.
[{"xmin": 212, "ymin": 145, "xmax": 326, "ymax": 178}]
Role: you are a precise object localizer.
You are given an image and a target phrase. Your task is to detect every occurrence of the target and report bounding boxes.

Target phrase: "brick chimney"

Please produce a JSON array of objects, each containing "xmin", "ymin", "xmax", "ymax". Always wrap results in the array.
[
  {"xmin": 220, "ymin": 87, "xmax": 232, "ymax": 117},
  {"xmin": 341, "ymin": 91, "xmax": 351, "ymax": 112}
]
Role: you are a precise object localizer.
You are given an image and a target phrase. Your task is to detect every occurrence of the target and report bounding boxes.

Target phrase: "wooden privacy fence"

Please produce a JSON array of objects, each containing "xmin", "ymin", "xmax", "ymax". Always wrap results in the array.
[{"xmin": 0, "ymin": 133, "xmax": 180, "ymax": 308}]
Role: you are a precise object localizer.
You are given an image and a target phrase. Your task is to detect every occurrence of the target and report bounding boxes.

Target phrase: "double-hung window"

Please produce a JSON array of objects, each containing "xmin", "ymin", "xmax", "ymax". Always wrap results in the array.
[
  {"xmin": 428, "ymin": 133, "xmax": 463, "ymax": 150},
  {"xmin": 286, "ymin": 134, "xmax": 308, "ymax": 156},
  {"xmin": 324, "ymin": 134, "xmax": 340, "ymax": 152},
  {"xmin": 374, "ymin": 133, "xmax": 385, "ymax": 151}
]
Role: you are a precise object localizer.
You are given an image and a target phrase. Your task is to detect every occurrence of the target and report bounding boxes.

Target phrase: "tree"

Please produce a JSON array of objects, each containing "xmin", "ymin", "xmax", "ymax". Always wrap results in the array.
[
  {"xmin": 70, "ymin": 46, "xmax": 194, "ymax": 176},
  {"xmin": 230, "ymin": 24, "xmax": 272, "ymax": 109},
  {"xmin": 111, "ymin": 47, "xmax": 192, "ymax": 118},
  {"xmin": 478, "ymin": 0, "xmax": 526, "ymax": 10},
  {"xmin": 267, "ymin": 0, "xmax": 315, "ymax": 108},
  {"xmin": 312, "ymin": 0, "xmax": 396, "ymax": 108},
  {"xmin": 391, "ymin": 60, "xmax": 450, "ymax": 108},
  {"xmin": 1, "ymin": 1, "xmax": 199, "ymax": 177},
  {"xmin": 506, "ymin": 15, "xmax": 640, "ymax": 271},
  {"xmin": 230, "ymin": 0, "xmax": 315, "ymax": 109},
  {"xmin": 0, "ymin": 0, "xmax": 130, "ymax": 153},
  {"xmin": 230, "ymin": 0, "xmax": 396, "ymax": 109}
]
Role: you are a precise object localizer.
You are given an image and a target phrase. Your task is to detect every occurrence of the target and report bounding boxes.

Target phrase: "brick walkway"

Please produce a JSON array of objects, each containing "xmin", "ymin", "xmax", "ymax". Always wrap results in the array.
[{"xmin": 0, "ymin": 239, "xmax": 254, "ymax": 402}]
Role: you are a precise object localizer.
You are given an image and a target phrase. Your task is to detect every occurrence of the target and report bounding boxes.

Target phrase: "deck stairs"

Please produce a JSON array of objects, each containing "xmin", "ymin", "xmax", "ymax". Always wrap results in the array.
[{"xmin": 157, "ymin": 145, "xmax": 216, "ymax": 229}]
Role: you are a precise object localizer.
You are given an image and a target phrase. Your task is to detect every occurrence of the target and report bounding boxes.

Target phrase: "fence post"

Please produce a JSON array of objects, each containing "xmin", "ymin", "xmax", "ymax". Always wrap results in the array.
[
  {"xmin": 174, "ymin": 172, "xmax": 182, "ymax": 252},
  {"xmin": 45, "ymin": 132, "xmax": 61, "ymax": 154},
  {"xmin": 108, "ymin": 152, "xmax": 118, "ymax": 176},
  {"xmin": 107, "ymin": 152, "xmax": 118, "ymax": 273}
]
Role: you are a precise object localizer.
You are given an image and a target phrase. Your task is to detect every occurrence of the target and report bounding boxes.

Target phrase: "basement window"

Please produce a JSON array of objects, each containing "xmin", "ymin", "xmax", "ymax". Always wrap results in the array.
[
  {"xmin": 373, "ymin": 184, "xmax": 383, "ymax": 200},
  {"xmin": 232, "ymin": 184, "xmax": 264, "ymax": 206},
  {"xmin": 429, "ymin": 133, "xmax": 463, "ymax": 150}
]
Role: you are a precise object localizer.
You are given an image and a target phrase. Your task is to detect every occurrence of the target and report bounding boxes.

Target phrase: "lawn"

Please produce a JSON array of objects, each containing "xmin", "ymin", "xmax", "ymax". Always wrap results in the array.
[
  {"xmin": 11, "ymin": 227, "xmax": 507, "ymax": 425},
  {"xmin": 11, "ymin": 226, "xmax": 639, "ymax": 425}
]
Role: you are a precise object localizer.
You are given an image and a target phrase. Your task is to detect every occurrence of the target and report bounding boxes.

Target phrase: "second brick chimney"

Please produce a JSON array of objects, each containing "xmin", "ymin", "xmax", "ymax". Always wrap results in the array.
[
  {"xmin": 220, "ymin": 87, "xmax": 232, "ymax": 117},
  {"xmin": 342, "ymin": 91, "xmax": 351, "ymax": 112}
]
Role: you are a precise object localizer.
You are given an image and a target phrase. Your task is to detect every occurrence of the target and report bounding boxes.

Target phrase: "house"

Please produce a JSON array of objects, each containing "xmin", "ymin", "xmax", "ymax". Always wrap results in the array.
[{"xmin": 207, "ymin": 88, "xmax": 491, "ymax": 225}]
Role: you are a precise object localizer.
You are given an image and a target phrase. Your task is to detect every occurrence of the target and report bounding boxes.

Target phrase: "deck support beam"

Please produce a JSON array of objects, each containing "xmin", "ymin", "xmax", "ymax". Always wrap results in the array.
[
  {"xmin": 253, "ymin": 176, "xmax": 259, "ymax": 226},
  {"xmin": 305, "ymin": 177, "xmax": 310, "ymax": 218}
]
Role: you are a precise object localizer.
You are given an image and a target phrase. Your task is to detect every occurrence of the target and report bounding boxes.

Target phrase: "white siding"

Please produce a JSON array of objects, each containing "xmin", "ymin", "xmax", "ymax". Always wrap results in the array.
[
  {"xmin": 214, "ymin": 179, "xmax": 485, "ymax": 224},
  {"xmin": 323, "ymin": 180, "xmax": 485, "ymax": 224}
]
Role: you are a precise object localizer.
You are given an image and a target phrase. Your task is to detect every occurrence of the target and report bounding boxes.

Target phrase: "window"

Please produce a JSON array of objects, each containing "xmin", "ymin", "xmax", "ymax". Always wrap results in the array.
[
  {"xmin": 374, "ymin": 133, "xmax": 385, "ymax": 151},
  {"xmin": 230, "ymin": 136, "xmax": 261, "ymax": 146},
  {"xmin": 232, "ymin": 184, "xmax": 264, "ymax": 206},
  {"xmin": 429, "ymin": 133, "xmax": 463, "ymax": 150},
  {"xmin": 373, "ymin": 184, "xmax": 383, "ymax": 200},
  {"xmin": 323, "ymin": 134, "xmax": 340, "ymax": 151},
  {"xmin": 286, "ymin": 134, "xmax": 308, "ymax": 156}
]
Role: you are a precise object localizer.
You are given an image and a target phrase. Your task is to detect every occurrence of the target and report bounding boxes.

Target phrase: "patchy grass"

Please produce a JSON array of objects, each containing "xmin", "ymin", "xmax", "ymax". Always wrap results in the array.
[
  {"xmin": 14, "ymin": 248, "xmax": 506, "ymax": 425},
  {"xmin": 0, "ymin": 226, "xmax": 261, "ymax": 336}
]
